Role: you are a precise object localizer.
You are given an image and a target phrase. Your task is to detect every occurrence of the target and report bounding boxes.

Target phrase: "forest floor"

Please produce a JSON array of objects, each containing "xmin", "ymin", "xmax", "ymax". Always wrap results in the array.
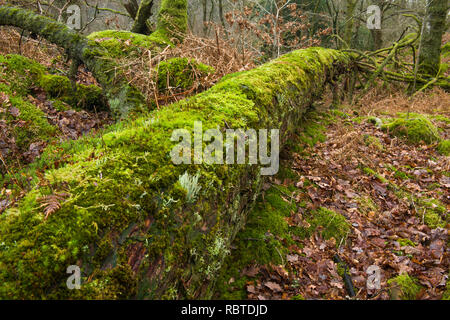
[{"xmin": 216, "ymin": 86, "xmax": 449, "ymax": 300}]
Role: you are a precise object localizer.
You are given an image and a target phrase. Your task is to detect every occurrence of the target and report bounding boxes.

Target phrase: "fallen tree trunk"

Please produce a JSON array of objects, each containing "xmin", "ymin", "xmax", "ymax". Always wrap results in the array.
[{"xmin": 0, "ymin": 47, "xmax": 352, "ymax": 299}]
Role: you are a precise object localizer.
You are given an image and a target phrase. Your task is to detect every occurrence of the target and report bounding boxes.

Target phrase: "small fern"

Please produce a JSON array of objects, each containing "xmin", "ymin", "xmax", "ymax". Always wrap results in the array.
[{"xmin": 179, "ymin": 171, "xmax": 201, "ymax": 204}]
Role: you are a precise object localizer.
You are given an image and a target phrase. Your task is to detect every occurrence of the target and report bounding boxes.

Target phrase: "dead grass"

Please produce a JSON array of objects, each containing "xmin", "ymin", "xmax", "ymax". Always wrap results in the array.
[
  {"xmin": 0, "ymin": 27, "xmax": 67, "ymax": 70},
  {"xmin": 347, "ymin": 84, "xmax": 450, "ymax": 117},
  {"xmin": 118, "ymin": 31, "xmax": 256, "ymax": 107}
]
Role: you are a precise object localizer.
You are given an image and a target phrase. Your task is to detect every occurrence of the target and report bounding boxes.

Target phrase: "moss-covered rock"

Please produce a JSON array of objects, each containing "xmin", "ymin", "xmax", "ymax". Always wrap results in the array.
[
  {"xmin": 0, "ymin": 47, "xmax": 352, "ymax": 299},
  {"xmin": 387, "ymin": 273, "xmax": 422, "ymax": 300},
  {"xmin": 382, "ymin": 116, "xmax": 441, "ymax": 144}
]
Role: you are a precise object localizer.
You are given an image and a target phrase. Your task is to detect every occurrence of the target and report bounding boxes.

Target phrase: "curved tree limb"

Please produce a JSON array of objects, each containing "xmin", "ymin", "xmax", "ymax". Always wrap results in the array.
[{"xmin": 0, "ymin": 5, "xmax": 146, "ymax": 118}]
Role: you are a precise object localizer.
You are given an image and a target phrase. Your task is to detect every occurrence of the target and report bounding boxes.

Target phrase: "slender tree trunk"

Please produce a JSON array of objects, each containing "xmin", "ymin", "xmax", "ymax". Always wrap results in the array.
[
  {"xmin": 131, "ymin": 0, "xmax": 153, "ymax": 34},
  {"xmin": 371, "ymin": 28, "xmax": 383, "ymax": 50},
  {"xmin": 154, "ymin": 0, "xmax": 188, "ymax": 42},
  {"xmin": 202, "ymin": 0, "xmax": 208, "ymax": 36},
  {"xmin": 418, "ymin": 0, "xmax": 449, "ymax": 76},
  {"xmin": 123, "ymin": 0, "xmax": 139, "ymax": 19},
  {"xmin": 343, "ymin": 0, "xmax": 358, "ymax": 48},
  {"xmin": 218, "ymin": 0, "xmax": 227, "ymax": 31}
]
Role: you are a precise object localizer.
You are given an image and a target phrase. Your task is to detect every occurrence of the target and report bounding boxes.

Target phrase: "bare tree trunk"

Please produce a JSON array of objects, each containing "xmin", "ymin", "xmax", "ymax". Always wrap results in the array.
[
  {"xmin": 218, "ymin": 0, "xmax": 227, "ymax": 31},
  {"xmin": 371, "ymin": 28, "xmax": 383, "ymax": 50}
]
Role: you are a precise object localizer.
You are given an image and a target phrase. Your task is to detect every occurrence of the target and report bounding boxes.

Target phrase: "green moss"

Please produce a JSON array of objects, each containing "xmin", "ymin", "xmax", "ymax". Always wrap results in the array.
[
  {"xmin": 40, "ymin": 74, "xmax": 72, "ymax": 97},
  {"xmin": 0, "ymin": 47, "xmax": 352, "ymax": 299},
  {"xmin": 387, "ymin": 273, "xmax": 422, "ymax": 300},
  {"xmin": 87, "ymin": 30, "xmax": 171, "ymax": 59},
  {"xmin": 421, "ymin": 198, "xmax": 447, "ymax": 228},
  {"xmin": 157, "ymin": 57, "xmax": 214, "ymax": 92},
  {"xmin": 355, "ymin": 196, "xmax": 378, "ymax": 214},
  {"xmin": 436, "ymin": 139, "xmax": 450, "ymax": 156},
  {"xmin": 443, "ymin": 272, "xmax": 450, "ymax": 300},
  {"xmin": 364, "ymin": 135, "xmax": 383, "ymax": 151},
  {"xmin": 0, "ymin": 83, "xmax": 56, "ymax": 165},
  {"xmin": 362, "ymin": 167, "xmax": 389, "ymax": 184},
  {"xmin": 291, "ymin": 294, "xmax": 305, "ymax": 300},
  {"xmin": 382, "ymin": 116, "xmax": 441, "ymax": 145},
  {"xmin": 39, "ymin": 74, "xmax": 106, "ymax": 111},
  {"xmin": 155, "ymin": 0, "xmax": 188, "ymax": 43},
  {"xmin": 307, "ymin": 207, "xmax": 350, "ymax": 243},
  {"xmin": 0, "ymin": 54, "xmax": 45, "ymax": 96}
]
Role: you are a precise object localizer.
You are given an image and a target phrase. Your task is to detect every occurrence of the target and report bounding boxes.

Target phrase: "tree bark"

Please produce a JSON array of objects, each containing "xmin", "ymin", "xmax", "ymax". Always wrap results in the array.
[
  {"xmin": 0, "ymin": 5, "xmax": 146, "ymax": 118},
  {"xmin": 418, "ymin": 0, "xmax": 449, "ymax": 76},
  {"xmin": 343, "ymin": 0, "xmax": 358, "ymax": 48},
  {"xmin": 123, "ymin": 0, "xmax": 140, "ymax": 19}
]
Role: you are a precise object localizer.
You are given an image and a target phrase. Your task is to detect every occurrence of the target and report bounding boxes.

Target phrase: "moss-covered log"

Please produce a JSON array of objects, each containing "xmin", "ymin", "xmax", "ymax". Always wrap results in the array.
[
  {"xmin": 0, "ymin": 6, "xmax": 145, "ymax": 118},
  {"xmin": 0, "ymin": 47, "xmax": 352, "ymax": 299}
]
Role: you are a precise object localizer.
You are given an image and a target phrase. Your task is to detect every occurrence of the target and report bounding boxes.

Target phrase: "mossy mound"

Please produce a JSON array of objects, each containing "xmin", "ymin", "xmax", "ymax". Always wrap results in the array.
[
  {"xmin": 364, "ymin": 134, "xmax": 383, "ymax": 151},
  {"xmin": 307, "ymin": 207, "xmax": 350, "ymax": 243},
  {"xmin": 0, "ymin": 55, "xmax": 57, "ymax": 169},
  {"xmin": 436, "ymin": 139, "xmax": 450, "ymax": 156},
  {"xmin": 387, "ymin": 273, "xmax": 422, "ymax": 300},
  {"xmin": 157, "ymin": 57, "xmax": 214, "ymax": 92},
  {"xmin": 382, "ymin": 116, "xmax": 441, "ymax": 145},
  {"xmin": 0, "ymin": 54, "xmax": 46, "ymax": 96},
  {"xmin": 39, "ymin": 74, "xmax": 106, "ymax": 111}
]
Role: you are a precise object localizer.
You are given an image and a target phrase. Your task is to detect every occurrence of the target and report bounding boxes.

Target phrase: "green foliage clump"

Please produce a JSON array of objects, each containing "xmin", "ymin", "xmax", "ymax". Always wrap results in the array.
[
  {"xmin": 382, "ymin": 116, "xmax": 440, "ymax": 144},
  {"xmin": 387, "ymin": 273, "xmax": 422, "ymax": 300},
  {"xmin": 157, "ymin": 57, "xmax": 214, "ymax": 92},
  {"xmin": 307, "ymin": 207, "xmax": 350, "ymax": 243},
  {"xmin": 40, "ymin": 74, "xmax": 106, "ymax": 111},
  {"xmin": 436, "ymin": 139, "xmax": 450, "ymax": 156},
  {"xmin": 0, "ymin": 54, "xmax": 46, "ymax": 96},
  {"xmin": 398, "ymin": 238, "xmax": 416, "ymax": 247}
]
